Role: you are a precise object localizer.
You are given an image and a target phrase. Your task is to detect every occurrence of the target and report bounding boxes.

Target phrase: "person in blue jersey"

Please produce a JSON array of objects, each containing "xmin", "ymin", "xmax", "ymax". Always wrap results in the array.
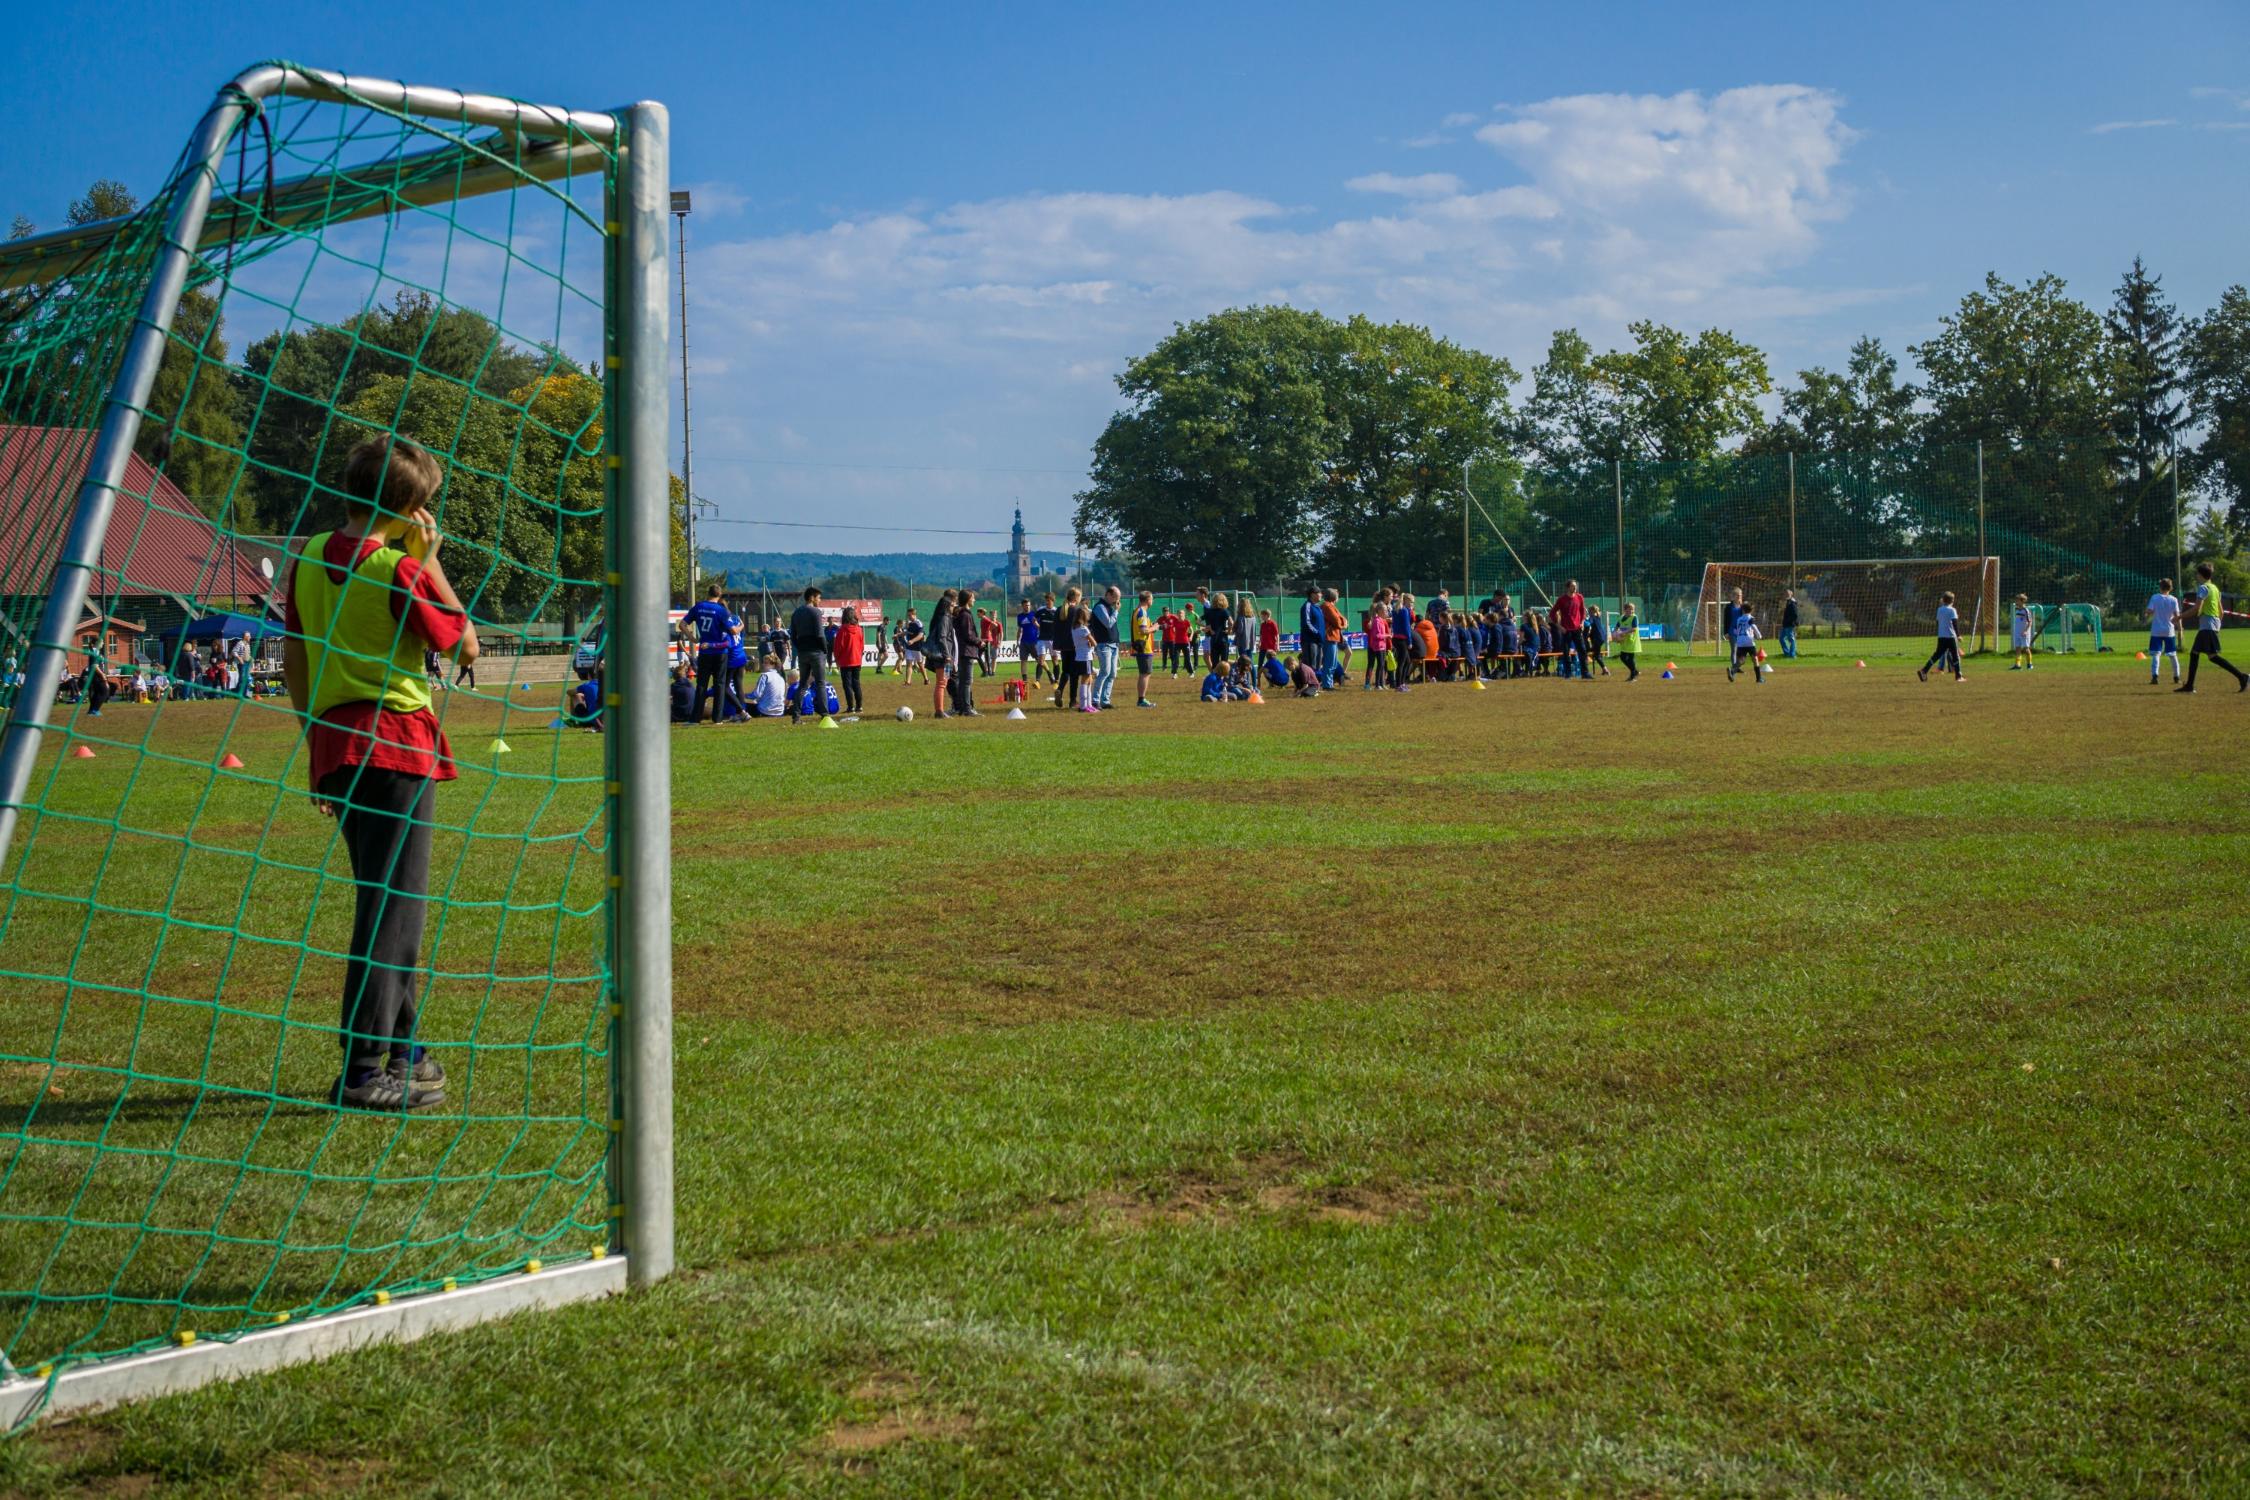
[
  {"xmin": 1389, "ymin": 591, "xmax": 1415, "ymax": 692},
  {"xmin": 1016, "ymin": 598, "xmax": 1041, "ymax": 684},
  {"xmin": 669, "ymin": 661, "xmax": 694, "ymax": 721},
  {"xmin": 681, "ymin": 582, "xmax": 738, "ymax": 724},
  {"xmin": 1200, "ymin": 661, "xmax": 1228, "ymax": 702},
  {"xmin": 723, "ymin": 623, "xmax": 751, "ymax": 720},
  {"xmin": 1497, "ymin": 604, "xmax": 1518, "ymax": 677},
  {"xmin": 760, "ymin": 616, "xmax": 790, "ymax": 670}
]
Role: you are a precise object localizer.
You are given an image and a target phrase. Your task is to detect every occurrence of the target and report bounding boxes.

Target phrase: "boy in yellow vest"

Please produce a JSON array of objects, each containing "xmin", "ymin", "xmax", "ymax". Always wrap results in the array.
[{"xmin": 283, "ymin": 437, "xmax": 480, "ymax": 1111}]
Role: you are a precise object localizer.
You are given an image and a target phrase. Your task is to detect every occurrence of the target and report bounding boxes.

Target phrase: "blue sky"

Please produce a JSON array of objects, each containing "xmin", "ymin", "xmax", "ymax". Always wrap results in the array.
[{"xmin": 4, "ymin": 0, "xmax": 2245, "ymax": 556}]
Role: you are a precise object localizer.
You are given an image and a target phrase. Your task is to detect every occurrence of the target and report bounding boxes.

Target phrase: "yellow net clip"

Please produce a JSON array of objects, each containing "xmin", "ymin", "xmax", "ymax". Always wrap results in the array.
[
  {"xmin": 606, "ymin": 780, "xmax": 621, "ymax": 795},
  {"xmin": 172, "ymin": 1330, "xmax": 196, "ymax": 1347},
  {"xmin": 526, "ymin": 1258, "xmax": 544, "ymax": 1275},
  {"xmin": 270, "ymin": 1312, "xmax": 290, "ymax": 1326},
  {"xmin": 591, "ymin": 1243, "xmax": 608, "ymax": 1260},
  {"xmin": 606, "ymin": 571, "xmax": 621, "ymax": 586},
  {"xmin": 605, "ymin": 692, "xmax": 619, "ymax": 707},
  {"xmin": 607, "ymin": 454, "xmax": 621, "ymax": 469},
  {"xmin": 609, "ymin": 1203, "xmax": 625, "ymax": 1220},
  {"xmin": 608, "ymin": 875, "xmax": 623, "ymax": 890},
  {"xmin": 442, "ymin": 1278, "xmax": 457, "ymax": 1293},
  {"xmin": 608, "ymin": 1118, "xmax": 623, "ymax": 1134},
  {"xmin": 372, "ymin": 1290, "xmax": 391, "ymax": 1306}
]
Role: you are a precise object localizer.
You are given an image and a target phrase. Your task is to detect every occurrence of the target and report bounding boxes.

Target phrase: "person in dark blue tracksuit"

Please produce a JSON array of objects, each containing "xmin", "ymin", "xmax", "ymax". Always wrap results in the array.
[{"xmin": 681, "ymin": 583, "xmax": 738, "ymax": 723}]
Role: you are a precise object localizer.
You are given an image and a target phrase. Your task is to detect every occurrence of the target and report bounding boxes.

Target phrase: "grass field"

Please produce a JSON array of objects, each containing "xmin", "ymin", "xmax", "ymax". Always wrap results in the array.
[{"xmin": 4, "ymin": 643, "xmax": 2247, "ymax": 1496}]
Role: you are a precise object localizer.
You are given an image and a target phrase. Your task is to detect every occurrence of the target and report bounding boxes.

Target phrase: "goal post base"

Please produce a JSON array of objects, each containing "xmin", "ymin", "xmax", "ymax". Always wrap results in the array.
[{"xmin": 1, "ymin": 1256, "xmax": 626, "ymax": 1430}]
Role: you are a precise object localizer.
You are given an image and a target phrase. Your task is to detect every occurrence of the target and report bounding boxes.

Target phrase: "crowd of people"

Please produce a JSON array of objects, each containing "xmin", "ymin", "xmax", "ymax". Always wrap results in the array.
[{"xmin": 584, "ymin": 556, "xmax": 2250, "ymax": 734}]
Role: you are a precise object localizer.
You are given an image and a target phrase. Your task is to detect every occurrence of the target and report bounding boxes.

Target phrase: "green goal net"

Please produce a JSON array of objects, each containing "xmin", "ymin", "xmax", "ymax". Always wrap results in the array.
[{"xmin": 0, "ymin": 65, "xmax": 665, "ymax": 1420}]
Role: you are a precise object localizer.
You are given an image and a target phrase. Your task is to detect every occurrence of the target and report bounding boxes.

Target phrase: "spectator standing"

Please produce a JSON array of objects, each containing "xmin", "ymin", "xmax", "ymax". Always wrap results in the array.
[
  {"xmin": 951, "ymin": 589, "xmax": 982, "ymax": 715},
  {"xmin": 834, "ymin": 606, "xmax": 866, "ymax": 714},
  {"xmin": 682, "ymin": 582, "xmax": 737, "ymax": 724},
  {"xmin": 1131, "ymin": 589, "xmax": 1157, "ymax": 708},
  {"xmin": 1091, "ymin": 586, "xmax": 1122, "ymax": 710},
  {"xmin": 1778, "ymin": 590, "xmax": 1800, "ymax": 659},
  {"xmin": 926, "ymin": 592, "xmax": 956, "ymax": 717},
  {"xmin": 789, "ymin": 586, "xmax": 831, "ymax": 720},
  {"xmin": 1553, "ymin": 581, "xmax": 1589, "ymax": 681}
]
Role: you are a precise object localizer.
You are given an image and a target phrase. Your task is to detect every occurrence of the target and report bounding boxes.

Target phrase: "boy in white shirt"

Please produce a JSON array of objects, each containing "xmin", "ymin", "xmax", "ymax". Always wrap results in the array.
[
  {"xmin": 2010, "ymin": 594, "xmax": 2037, "ymax": 671},
  {"xmin": 1726, "ymin": 604, "xmax": 1764, "ymax": 684},
  {"xmin": 2145, "ymin": 580, "xmax": 2182, "ymax": 685},
  {"xmin": 1918, "ymin": 592, "xmax": 1963, "ymax": 682}
]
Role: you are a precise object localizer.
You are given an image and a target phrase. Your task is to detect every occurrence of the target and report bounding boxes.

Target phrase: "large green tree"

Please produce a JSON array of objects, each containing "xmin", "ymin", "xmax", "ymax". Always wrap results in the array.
[
  {"xmin": 1913, "ymin": 273, "xmax": 2124, "ymax": 600},
  {"xmin": 2184, "ymin": 285, "xmax": 2250, "ymax": 534},
  {"xmin": 1520, "ymin": 322, "xmax": 1772, "ymax": 598},
  {"xmin": 1307, "ymin": 316, "xmax": 1516, "ymax": 583},
  {"xmin": 1074, "ymin": 306, "xmax": 1334, "ymax": 580},
  {"xmin": 1747, "ymin": 336, "xmax": 1920, "ymax": 456},
  {"xmin": 235, "ymin": 290, "xmax": 553, "ymax": 534}
]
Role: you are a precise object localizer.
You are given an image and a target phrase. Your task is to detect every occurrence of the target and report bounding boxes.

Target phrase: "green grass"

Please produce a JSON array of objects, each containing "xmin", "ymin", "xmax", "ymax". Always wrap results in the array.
[{"xmin": 4, "ymin": 648, "xmax": 2246, "ymax": 1496}]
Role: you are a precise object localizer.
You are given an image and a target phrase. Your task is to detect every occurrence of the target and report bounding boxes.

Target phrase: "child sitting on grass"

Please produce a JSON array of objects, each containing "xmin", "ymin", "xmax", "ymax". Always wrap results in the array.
[
  {"xmin": 283, "ymin": 436, "xmax": 478, "ymax": 1113},
  {"xmin": 1288, "ymin": 654, "xmax": 1321, "ymax": 697},
  {"xmin": 1201, "ymin": 663, "xmax": 1228, "ymax": 702}
]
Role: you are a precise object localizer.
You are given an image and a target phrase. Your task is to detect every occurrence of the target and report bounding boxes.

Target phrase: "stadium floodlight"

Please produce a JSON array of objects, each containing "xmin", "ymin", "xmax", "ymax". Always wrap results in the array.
[{"xmin": 0, "ymin": 63, "xmax": 674, "ymax": 1426}]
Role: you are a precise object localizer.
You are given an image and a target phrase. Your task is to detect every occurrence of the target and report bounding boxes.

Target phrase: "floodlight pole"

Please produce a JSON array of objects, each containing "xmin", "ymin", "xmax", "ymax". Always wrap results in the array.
[
  {"xmin": 1975, "ymin": 439, "xmax": 1989, "ymax": 654},
  {"xmin": 1613, "ymin": 459, "xmax": 1626, "ymax": 611},
  {"xmin": 672, "ymin": 188, "xmax": 697, "ymax": 598},
  {"xmin": 2173, "ymin": 438, "xmax": 2183, "ymax": 588},
  {"xmin": 614, "ymin": 102, "xmax": 676, "ymax": 1289}
]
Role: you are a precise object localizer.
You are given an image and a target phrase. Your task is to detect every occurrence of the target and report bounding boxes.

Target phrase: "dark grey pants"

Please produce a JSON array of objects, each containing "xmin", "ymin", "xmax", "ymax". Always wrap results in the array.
[
  {"xmin": 322, "ymin": 766, "xmax": 434, "ymax": 1074},
  {"xmin": 797, "ymin": 649, "xmax": 830, "ymax": 714}
]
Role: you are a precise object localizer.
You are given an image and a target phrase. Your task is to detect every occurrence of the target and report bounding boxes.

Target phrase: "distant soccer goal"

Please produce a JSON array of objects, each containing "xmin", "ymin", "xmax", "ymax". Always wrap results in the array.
[
  {"xmin": 0, "ymin": 64, "xmax": 673, "ymax": 1426},
  {"xmin": 1688, "ymin": 557, "xmax": 2000, "ymax": 655}
]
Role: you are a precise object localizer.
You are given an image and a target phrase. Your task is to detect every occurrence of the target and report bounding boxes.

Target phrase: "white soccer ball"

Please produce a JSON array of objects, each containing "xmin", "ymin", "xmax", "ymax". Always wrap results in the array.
[{"xmin": 895, "ymin": 705, "xmax": 914, "ymax": 723}]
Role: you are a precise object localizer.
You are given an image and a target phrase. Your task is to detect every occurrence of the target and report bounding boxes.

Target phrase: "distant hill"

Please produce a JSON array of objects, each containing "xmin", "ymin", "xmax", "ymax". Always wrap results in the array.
[{"xmin": 698, "ymin": 549, "xmax": 1040, "ymax": 590}]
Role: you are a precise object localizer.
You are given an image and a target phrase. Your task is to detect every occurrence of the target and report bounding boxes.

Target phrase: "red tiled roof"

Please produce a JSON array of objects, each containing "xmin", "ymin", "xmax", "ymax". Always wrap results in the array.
[{"xmin": 0, "ymin": 425, "xmax": 272, "ymax": 602}]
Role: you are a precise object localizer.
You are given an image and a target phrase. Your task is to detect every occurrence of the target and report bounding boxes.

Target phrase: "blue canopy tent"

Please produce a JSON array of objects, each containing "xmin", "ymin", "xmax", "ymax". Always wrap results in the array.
[{"xmin": 156, "ymin": 611, "xmax": 281, "ymax": 673}]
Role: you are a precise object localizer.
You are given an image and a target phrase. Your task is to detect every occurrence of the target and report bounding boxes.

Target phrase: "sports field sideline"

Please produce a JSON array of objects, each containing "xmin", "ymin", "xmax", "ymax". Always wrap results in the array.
[{"xmin": 4, "ymin": 647, "xmax": 2245, "ymax": 1494}]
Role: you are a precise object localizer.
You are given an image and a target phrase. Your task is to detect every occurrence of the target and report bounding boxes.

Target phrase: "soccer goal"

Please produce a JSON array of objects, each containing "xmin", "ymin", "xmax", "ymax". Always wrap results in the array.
[
  {"xmin": 2029, "ymin": 603, "xmax": 2107, "ymax": 653},
  {"xmin": 0, "ymin": 64, "xmax": 673, "ymax": 1426},
  {"xmin": 1688, "ymin": 557, "xmax": 2000, "ymax": 655}
]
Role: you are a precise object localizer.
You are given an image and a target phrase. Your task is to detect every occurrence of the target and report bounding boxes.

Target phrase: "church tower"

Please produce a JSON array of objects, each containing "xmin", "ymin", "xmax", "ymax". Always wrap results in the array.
[{"xmin": 1007, "ymin": 508, "xmax": 1034, "ymax": 599}]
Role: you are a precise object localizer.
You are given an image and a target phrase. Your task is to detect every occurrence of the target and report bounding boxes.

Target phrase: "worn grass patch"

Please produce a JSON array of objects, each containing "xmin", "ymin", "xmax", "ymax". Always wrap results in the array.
[{"xmin": 5, "ymin": 654, "xmax": 2246, "ymax": 1496}]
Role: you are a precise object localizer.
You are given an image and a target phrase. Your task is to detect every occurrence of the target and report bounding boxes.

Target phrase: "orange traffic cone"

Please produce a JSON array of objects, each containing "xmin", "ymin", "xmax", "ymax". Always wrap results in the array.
[
  {"xmin": 70, "ymin": 745, "xmax": 96, "ymax": 759},
  {"xmin": 219, "ymin": 752, "xmax": 245, "ymax": 769},
  {"xmin": 1246, "ymin": 690, "xmax": 1264, "ymax": 704}
]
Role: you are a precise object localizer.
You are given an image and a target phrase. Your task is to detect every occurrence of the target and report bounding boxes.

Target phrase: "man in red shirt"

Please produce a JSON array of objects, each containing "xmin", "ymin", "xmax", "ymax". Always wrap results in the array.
[
  {"xmin": 1553, "ymin": 580, "xmax": 1589, "ymax": 680},
  {"xmin": 283, "ymin": 437, "xmax": 478, "ymax": 1111}
]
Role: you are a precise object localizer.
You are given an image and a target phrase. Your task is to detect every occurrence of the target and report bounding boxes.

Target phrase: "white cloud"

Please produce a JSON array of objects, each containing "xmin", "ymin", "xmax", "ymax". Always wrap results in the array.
[
  {"xmin": 1346, "ymin": 171, "xmax": 1466, "ymax": 198},
  {"xmin": 683, "ymin": 83, "xmax": 1876, "ymax": 542},
  {"xmin": 2088, "ymin": 118, "xmax": 2178, "ymax": 134},
  {"xmin": 1474, "ymin": 85, "xmax": 1854, "ymax": 269}
]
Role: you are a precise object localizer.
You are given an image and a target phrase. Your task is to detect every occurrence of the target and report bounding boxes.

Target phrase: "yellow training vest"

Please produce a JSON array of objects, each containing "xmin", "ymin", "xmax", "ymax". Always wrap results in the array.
[{"xmin": 292, "ymin": 532, "xmax": 433, "ymax": 719}]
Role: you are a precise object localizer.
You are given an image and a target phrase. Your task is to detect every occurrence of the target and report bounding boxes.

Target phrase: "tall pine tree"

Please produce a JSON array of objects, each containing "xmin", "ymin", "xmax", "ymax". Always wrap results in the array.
[{"xmin": 2104, "ymin": 257, "xmax": 2184, "ymax": 545}]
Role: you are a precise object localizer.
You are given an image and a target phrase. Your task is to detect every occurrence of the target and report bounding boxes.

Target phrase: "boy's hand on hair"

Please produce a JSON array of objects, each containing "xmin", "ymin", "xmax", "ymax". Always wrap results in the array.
[{"xmin": 402, "ymin": 506, "xmax": 441, "ymax": 562}]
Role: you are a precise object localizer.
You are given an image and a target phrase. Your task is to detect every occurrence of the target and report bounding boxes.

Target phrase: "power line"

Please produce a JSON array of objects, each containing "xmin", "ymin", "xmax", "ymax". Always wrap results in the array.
[{"xmin": 694, "ymin": 454, "xmax": 1086, "ymax": 477}]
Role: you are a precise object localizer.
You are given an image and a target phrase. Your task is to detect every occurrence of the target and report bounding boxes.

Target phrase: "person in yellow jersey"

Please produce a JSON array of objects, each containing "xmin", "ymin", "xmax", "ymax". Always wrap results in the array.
[
  {"xmin": 1131, "ymin": 588, "xmax": 1158, "ymax": 709},
  {"xmin": 283, "ymin": 437, "xmax": 480, "ymax": 1112},
  {"xmin": 2179, "ymin": 560, "xmax": 2249, "ymax": 695}
]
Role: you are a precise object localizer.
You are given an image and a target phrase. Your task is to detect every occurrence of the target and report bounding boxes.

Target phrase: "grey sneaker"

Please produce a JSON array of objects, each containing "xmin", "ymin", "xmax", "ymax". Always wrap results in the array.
[
  {"xmin": 392, "ymin": 1050, "xmax": 446, "ymax": 1091},
  {"xmin": 334, "ymin": 1067, "xmax": 441, "ymax": 1112}
]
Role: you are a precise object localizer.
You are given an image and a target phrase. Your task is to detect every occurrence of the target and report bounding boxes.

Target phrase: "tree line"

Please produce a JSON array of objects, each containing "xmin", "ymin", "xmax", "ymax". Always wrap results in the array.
[{"xmin": 1073, "ymin": 263, "xmax": 2250, "ymax": 604}]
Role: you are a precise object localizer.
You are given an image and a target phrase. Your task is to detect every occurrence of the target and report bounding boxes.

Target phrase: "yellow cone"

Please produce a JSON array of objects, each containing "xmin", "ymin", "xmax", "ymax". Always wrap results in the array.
[
  {"xmin": 1472, "ymin": 678, "xmax": 1487, "ymax": 690},
  {"xmin": 488, "ymin": 738, "xmax": 512, "ymax": 756},
  {"xmin": 817, "ymin": 715, "xmax": 839, "ymax": 729}
]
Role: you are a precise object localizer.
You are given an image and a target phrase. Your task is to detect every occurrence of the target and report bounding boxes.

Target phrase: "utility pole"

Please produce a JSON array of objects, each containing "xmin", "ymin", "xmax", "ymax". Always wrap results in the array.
[
  {"xmin": 1613, "ymin": 459, "xmax": 1626, "ymax": 610},
  {"xmin": 671, "ymin": 189, "xmax": 696, "ymax": 597},
  {"xmin": 1975, "ymin": 439, "xmax": 1989, "ymax": 654},
  {"xmin": 2173, "ymin": 438, "xmax": 2183, "ymax": 588}
]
